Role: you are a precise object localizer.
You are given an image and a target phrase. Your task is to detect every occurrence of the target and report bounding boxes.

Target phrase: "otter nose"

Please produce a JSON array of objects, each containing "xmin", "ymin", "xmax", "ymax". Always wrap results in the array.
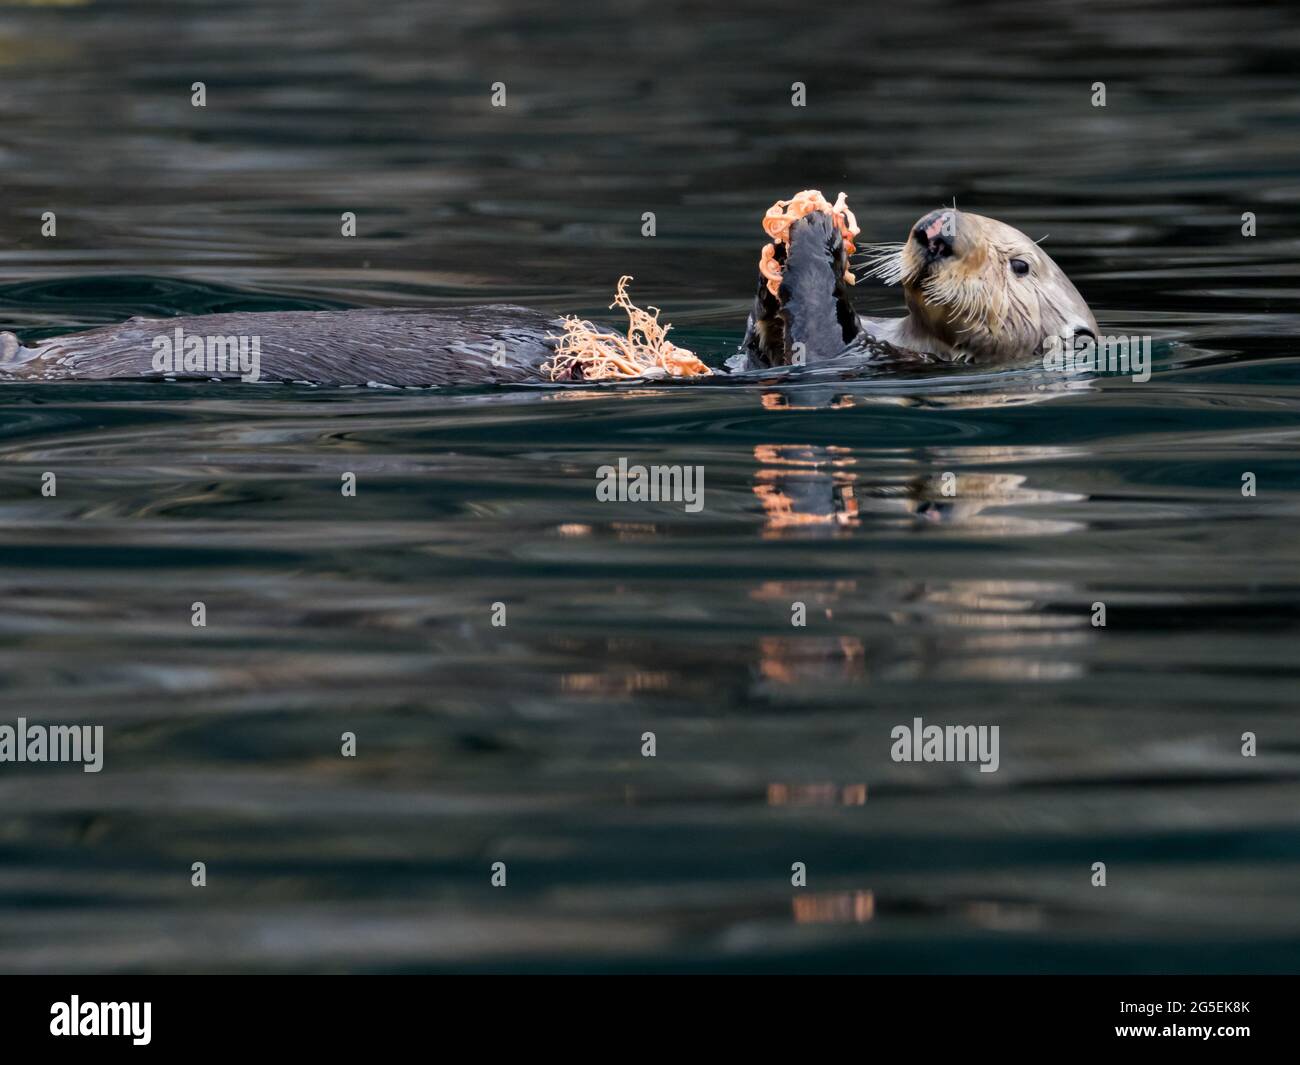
[{"xmin": 913, "ymin": 210, "xmax": 955, "ymax": 258}]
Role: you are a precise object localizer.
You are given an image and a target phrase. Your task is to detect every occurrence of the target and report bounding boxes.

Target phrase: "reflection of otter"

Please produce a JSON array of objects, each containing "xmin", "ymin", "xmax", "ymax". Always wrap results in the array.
[
  {"xmin": 751, "ymin": 435, "xmax": 1085, "ymax": 538},
  {"xmin": 2, "ymin": 199, "xmax": 1096, "ymax": 385},
  {"xmin": 752, "ymin": 443, "xmax": 860, "ymax": 533},
  {"xmin": 745, "ymin": 437, "xmax": 1092, "ymax": 691}
]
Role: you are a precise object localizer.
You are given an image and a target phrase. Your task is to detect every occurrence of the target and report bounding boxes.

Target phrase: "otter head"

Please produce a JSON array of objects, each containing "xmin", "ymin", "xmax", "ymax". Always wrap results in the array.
[{"xmin": 885, "ymin": 208, "xmax": 1097, "ymax": 362}]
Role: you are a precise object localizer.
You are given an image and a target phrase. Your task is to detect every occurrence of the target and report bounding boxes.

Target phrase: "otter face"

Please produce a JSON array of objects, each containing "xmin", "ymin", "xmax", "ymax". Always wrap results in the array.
[{"xmin": 889, "ymin": 209, "xmax": 1098, "ymax": 362}]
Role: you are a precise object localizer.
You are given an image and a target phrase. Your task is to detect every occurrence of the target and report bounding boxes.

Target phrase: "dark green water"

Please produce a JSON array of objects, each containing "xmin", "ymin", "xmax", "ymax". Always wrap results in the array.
[{"xmin": 1, "ymin": 0, "xmax": 1299, "ymax": 972}]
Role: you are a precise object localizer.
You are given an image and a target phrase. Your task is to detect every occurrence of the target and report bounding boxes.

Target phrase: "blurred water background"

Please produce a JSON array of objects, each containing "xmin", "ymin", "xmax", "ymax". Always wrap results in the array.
[{"xmin": 1, "ymin": 0, "xmax": 1299, "ymax": 971}]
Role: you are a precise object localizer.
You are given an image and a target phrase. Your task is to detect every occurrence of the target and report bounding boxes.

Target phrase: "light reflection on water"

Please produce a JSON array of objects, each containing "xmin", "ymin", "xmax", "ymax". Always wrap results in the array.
[{"xmin": 1, "ymin": 0, "xmax": 1300, "ymax": 972}]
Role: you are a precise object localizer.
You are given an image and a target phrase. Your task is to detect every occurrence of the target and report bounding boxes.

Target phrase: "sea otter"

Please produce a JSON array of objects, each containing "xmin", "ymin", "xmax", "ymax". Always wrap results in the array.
[
  {"xmin": 737, "ymin": 198, "xmax": 1097, "ymax": 370},
  {"xmin": 0, "ymin": 194, "xmax": 1097, "ymax": 386}
]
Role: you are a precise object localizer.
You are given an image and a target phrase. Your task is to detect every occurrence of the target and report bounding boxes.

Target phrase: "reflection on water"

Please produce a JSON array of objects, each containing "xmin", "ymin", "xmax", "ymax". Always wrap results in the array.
[
  {"xmin": 2, "ymin": 0, "xmax": 1300, "ymax": 973},
  {"xmin": 793, "ymin": 891, "xmax": 875, "ymax": 925},
  {"xmin": 768, "ymin": 784, "xmax": 867, "ymax": 806},
  {"xmin": 752, "ymin": 444, "xmax": 861, "ymax": 531}
]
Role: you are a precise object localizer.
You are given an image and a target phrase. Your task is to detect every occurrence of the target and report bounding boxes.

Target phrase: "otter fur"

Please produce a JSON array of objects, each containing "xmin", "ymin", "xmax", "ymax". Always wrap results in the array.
[{"xmin": 1, "ymin": 199, "xmax": 1097, "ymax": 386}]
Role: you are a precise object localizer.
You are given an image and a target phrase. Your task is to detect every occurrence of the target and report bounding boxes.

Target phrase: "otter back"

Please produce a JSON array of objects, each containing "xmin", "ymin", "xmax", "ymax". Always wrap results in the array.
[{"xmin": 3, "ymin": 306, "xmax": 560, "ymax": 387}]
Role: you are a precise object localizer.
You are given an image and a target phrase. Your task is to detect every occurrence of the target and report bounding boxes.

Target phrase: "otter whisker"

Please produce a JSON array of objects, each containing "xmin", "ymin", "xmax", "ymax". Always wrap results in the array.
[
  {"xmin": 919, "ymin": 273, "xmax": 980, "ymax": 319},
  {"xmin": 856, "ymin": 242, "xmax": 908, "ymax": 285}
]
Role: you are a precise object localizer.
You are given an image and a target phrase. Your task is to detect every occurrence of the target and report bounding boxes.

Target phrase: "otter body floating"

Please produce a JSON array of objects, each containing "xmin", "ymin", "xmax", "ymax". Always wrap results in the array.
[
  {"xmin": 0, "ymin": 306, "xmax": 559, "ymax": 387},
  {"xmin": 0, "ymin": 192, "xmax": 1097, "ymax": 386}
]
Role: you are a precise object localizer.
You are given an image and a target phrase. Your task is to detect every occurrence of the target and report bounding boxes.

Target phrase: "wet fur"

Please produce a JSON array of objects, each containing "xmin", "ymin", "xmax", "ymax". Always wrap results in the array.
[
  {"xmin": 740, "ymin": 211, "xmax": 860, "ymax": 367},
  {"xmin": 1, "ymin": 306, "xmax": 558, "ymax": 386},
  {"xmin": 874, "ymin": 210, "xmax": 1098, "ymax": 362},
  {"xmin": 2, "ymin": 207, "xmax": 1096, "ymax": 384}
]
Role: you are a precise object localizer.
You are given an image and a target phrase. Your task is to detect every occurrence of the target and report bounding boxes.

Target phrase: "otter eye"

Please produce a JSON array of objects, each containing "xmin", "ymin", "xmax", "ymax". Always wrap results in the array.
[{"xmin": 1010, "ymin": 258, "xmax": 1030, "ymax": 277}]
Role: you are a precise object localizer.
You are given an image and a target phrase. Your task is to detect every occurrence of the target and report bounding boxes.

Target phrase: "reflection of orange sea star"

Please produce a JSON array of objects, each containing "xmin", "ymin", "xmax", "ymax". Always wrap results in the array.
[
  {"xmin": 753, "ymin": 482, "xmax": 859, "ymax": 529},
  {"xmin": 768, "ymin": 782, "xmax": 867, "ymax": 806},
  {"xmin": 751, "ymin": 444, "xmax": 860, "ymax": 529},
  {"xmin": 761, "ymin": 391, "xmax": 855, "ymax": 411},
  {"xmin": 753, "ymin": 444, "xmax": 856, "ymax": 468},
  {"xmin": 792, "ymin": 891, "xmax": 875, "ymax": 924}
]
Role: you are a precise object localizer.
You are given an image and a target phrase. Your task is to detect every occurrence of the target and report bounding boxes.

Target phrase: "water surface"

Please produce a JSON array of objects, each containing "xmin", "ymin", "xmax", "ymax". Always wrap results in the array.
[{"xmin": 1, "ymin": 0, "xmax": 1299, "ymax": 972}]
